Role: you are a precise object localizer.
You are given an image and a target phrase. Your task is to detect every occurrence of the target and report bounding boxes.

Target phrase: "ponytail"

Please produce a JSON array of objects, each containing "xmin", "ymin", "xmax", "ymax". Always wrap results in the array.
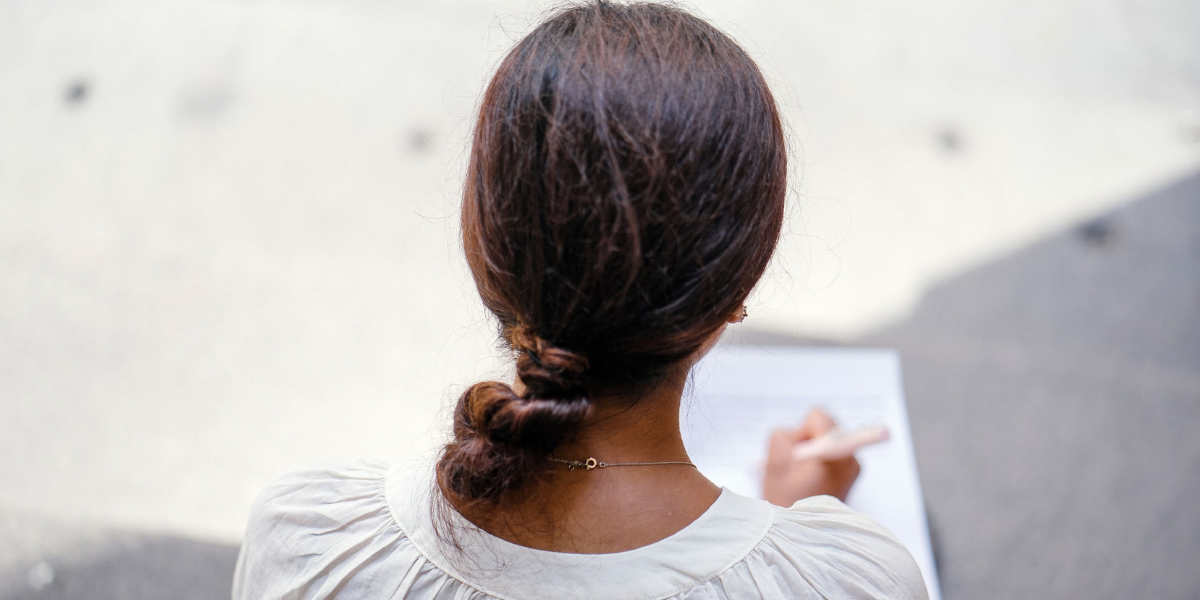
[{"xmin": 437, "ymin": 327, "xmax": 591, "ymax": 504}]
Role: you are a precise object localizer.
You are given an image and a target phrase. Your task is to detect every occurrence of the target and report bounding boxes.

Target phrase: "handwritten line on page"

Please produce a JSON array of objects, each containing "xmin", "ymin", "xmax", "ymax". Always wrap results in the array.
[{"xmin": 684, "ymin": 345, "xmax": 942, "ymax": 600}]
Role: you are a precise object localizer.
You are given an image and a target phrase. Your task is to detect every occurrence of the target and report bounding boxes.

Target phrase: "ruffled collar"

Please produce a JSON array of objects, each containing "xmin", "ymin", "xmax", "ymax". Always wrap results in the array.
[{"xmin": 384, "ymin": 464, "xmax": 775, "ymax": 600}]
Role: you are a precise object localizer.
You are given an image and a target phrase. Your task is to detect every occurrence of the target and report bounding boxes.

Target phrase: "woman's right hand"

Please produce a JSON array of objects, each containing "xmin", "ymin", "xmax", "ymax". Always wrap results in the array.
[{"xmin": 762, "ymin": 409, "xmax": 861, "ymax": 506}]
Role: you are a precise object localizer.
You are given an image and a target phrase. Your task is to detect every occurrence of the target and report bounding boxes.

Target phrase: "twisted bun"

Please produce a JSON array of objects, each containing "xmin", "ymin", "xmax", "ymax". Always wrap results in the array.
[
  {"xmin": 438, "ymin": 328, "xmax": 591, "ymax": 503},
  {"xmin": 510, "ymin": 325, "xmax": 589, "ymax": 399}
]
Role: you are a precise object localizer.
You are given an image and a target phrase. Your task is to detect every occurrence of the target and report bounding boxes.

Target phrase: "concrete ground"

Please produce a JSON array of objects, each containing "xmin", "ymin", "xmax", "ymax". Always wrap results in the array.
[
  {"xmin": 860, "ymin": 171, "xmax": 1200, "ymax": 599},
  {"xmin": 1, "ymin": 0, "xmax": 1199, "ymax": 598},
  {"xmin": 0, "ymin": 508, "xmax": 238, "ymax": 600}
]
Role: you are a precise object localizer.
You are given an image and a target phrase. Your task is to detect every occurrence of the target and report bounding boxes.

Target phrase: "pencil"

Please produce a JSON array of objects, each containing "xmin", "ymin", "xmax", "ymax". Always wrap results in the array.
[{"xmin": 791, "ymin": 425, "xmax": 891, "ymax": 462}]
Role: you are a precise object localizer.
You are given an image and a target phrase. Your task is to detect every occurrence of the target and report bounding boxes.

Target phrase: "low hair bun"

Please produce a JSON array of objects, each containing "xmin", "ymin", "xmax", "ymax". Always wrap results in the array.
[
  {"xmin": 439, "ymin": 378, "xmax": 591, "ymax": 503},
  {"xmin": 439, "ymin": 328, "xmax": 591, "ymax": 504}
]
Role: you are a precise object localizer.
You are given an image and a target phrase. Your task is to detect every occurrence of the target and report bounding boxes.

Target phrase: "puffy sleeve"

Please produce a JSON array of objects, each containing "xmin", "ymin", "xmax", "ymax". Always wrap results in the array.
[
  {"xmin": 751, "ymin": 495, "xmax": 930, "ymax": 599},
  {"xmin": 231, "ymin": 462, "xmax": 437, "ymax": 600}
]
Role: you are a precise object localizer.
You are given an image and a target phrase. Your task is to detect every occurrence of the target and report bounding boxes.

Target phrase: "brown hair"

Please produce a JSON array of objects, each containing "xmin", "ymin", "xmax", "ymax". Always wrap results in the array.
[{"xmin": 437, "ymin": 1, "xmax": 787, "ymax": 507}]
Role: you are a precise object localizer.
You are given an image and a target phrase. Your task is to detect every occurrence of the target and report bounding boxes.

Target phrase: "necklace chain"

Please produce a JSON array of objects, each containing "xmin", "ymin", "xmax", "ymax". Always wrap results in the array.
[{"xmin": 548, "ymin": 456, "xmax": 696, "ymax": 471}]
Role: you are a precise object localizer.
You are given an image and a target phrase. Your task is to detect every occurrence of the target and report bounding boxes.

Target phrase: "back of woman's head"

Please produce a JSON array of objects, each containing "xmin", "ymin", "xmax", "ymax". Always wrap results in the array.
[{"xmin": 438, "ymin": 1, "xmax": 787, "ymax": 506}]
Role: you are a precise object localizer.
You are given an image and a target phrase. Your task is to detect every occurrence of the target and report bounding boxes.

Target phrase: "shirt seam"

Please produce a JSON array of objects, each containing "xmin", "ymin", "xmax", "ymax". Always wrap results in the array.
[
  {"xmin": 636, "ymin": 507, "xmax": 778, "ymax": 600},
  {"xmin": 379, "ymin": 464, "xmax": 525, "ymax": 600}
]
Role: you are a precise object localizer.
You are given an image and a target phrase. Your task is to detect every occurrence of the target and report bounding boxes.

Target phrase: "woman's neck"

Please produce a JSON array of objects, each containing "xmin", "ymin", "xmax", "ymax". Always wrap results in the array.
[
  {"xmin": 555, "ymin": 375, "xmax": 692, "ymax": 463},
  {"xmin": 457, "ymin": 370, "xmax": 721, "ymax": 554}
]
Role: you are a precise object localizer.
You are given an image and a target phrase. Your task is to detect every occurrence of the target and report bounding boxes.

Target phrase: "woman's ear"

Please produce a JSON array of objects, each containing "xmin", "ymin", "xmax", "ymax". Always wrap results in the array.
[{"xmin": 728, "ymin": 304, "xmax": 747, "ymax": 324}]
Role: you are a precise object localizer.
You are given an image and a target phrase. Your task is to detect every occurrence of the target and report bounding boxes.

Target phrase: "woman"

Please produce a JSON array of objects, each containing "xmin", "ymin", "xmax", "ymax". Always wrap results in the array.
[{"xmin": 234, "ymin": 2, "xmax": 927, "ymax": 598}]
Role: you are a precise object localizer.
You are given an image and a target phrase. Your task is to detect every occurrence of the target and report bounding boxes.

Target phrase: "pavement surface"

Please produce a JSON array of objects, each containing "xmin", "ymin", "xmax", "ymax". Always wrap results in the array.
[
  {"xmin": 4, "ymin": 171, "xmax": 1196, "ymax": 600},
  {"xmin": 0, "ymin": 509, "xmax": 238, "ymax": 600},
  {"xmin": 861, "ymin": 171, "xmax": 1200, "ymax": 599}
]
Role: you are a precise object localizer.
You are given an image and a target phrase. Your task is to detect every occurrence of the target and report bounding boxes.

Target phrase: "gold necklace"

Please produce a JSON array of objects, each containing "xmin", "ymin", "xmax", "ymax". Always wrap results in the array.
[{"xmin": 548, "ymin": 456, "xmax": 697, "ymax": 471}]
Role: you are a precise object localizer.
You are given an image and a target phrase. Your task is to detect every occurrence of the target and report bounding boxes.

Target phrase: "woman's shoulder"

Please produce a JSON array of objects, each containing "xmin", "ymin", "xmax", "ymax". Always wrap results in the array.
[
  {"xmin": 231, "ymin": 461, "xmax": 424, "ymax": 600},
  {"xmin": 231, "ymin": 463, "xmax": 928, "ymax": 600},
  {"xmin": 745, "ymin": 494, "xmax": 929, "ymax": 599},
  {"xmin": 238, "ymin": 461, "xmax": 398, "ymax": 543}
]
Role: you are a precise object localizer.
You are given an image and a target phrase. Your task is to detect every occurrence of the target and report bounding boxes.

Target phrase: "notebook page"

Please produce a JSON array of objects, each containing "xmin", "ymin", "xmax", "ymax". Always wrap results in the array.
[{"xmin": 683, "ymin": 345, "xmax": 942, "ymax": 600}]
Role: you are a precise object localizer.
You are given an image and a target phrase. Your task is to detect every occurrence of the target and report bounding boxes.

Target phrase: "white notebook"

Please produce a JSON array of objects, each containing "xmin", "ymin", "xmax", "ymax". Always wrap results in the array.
[{"xmin": 684, "ymin": 345, "xmax": 942, "ymax": 600}]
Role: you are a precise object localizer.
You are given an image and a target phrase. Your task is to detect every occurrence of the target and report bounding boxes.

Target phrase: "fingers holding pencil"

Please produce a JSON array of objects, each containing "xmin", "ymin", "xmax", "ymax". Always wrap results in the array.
[{"xmin": 763, "ymin": 409, "xmax": 889, "ymax": 506}]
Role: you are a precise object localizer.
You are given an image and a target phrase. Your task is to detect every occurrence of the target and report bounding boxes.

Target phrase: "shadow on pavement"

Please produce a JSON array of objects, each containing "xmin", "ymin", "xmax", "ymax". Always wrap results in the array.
[
  {"xmin": 740, "ymin": 169, "xmax": 1200, "ymax": 599},
  {"xmin": 1, "ymin": 532, "xmax": 238, "ymax": 600}
]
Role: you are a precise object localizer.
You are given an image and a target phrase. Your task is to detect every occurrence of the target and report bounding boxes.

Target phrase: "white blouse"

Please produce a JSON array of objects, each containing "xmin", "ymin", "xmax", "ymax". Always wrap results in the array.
[{"xmin": 233, "ymin": 461, "xmax": 928, "ymax": 600}]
